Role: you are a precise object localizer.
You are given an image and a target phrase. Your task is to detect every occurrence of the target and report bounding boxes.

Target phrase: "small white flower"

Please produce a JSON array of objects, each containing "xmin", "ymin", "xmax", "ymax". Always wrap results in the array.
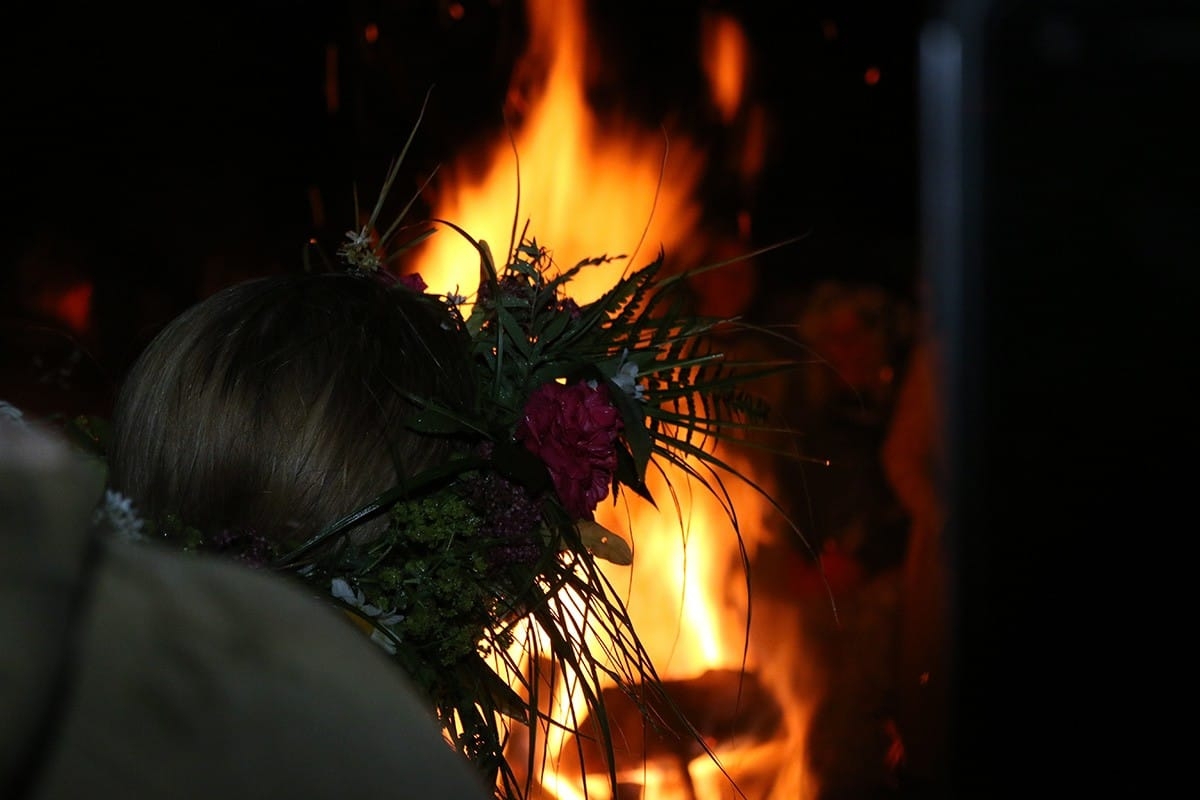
[
  {"xmin": 612, "ymin": 349, "xmax": 646, "ymax": 402},
  {"xmin": 377, "ymin": 611, "xmax": 404, "ymax": 627},
  {"xmin": 94, "ymin": 489, "xmax": 146, "ymax": 542},
  {"xmin": 330, "ymin": 577, "xmax": 404, "ymax": 654},
  {"xmin": 343, "ymin": 227, "xmax": 371, "ymax": 249},
  {"xmin": 330, "ymin": 576, "xmax": 359, "ymax": 605},
  {"xmin": 337, "ymin": 226, "xmax": 381, "ymax": 272},
  {"xmin": 369, "ymin": 625, "xmax": 402, "ymax": 655}
]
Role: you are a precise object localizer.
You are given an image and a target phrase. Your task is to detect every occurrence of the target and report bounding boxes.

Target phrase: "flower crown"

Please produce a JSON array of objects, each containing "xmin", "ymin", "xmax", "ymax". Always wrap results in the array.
[{"xmin": 81, "ymin": 111, "xmax": 805, "ymax": 799}]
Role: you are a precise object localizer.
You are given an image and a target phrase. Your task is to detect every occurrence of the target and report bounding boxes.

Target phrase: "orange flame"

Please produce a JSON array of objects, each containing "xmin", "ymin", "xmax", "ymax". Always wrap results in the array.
[
  {"xmin": 412, "ymin": 1, "xmax": 708, "ymax": 305},
  {"xmin": 701, "ymin": 11, "xmax": 749, "ymax": 124},
  {"xmin": 411, "ymin": 2, "xmax": 819, "ymax": 797}
]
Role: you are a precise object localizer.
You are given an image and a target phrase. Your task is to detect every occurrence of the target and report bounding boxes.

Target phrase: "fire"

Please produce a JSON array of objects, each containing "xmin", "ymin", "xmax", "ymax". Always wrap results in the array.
[
  {"xmin": 701, "ymin": 10, "xmax": 749, "ymax": 125},
  {"xmin": 411, "ymin": 1, "xmax": 708, "ymax": 305},
  {"xmin": 410, "ymin": 2, "xmax": 818, "ymax": 797}
]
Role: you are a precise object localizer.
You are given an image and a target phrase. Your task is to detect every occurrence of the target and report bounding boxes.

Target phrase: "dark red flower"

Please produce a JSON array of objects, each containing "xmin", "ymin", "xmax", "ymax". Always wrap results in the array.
[
  {"xmin": 399, "ymin": 272, "xmax": 428, "ymax": 293},
  {"xmin": 515, "ymin": 380, "xmax": 623, "ymax": 519}
]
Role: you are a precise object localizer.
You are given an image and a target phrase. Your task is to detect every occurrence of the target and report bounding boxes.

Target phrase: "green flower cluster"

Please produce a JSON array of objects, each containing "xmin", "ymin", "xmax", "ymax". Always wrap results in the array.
[{"xmin": 339, "ymin": 492, "xmax": 502, "ymax": 668}]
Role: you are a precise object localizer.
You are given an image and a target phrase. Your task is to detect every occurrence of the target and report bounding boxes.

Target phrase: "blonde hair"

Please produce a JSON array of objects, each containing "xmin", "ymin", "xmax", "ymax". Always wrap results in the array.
[{"xmin": 107, "ymin": 273, "xmax": 474, "ymax": 546}]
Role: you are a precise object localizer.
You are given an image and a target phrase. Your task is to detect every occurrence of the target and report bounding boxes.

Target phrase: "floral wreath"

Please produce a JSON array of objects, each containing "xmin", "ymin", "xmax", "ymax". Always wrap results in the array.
[{"xmin": 80, "ymin": 107, "xmax": 807, "ymax": 800}]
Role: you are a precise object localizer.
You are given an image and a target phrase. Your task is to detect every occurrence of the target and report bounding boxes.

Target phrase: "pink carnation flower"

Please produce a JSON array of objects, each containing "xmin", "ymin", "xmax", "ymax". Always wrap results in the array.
[{"xmin": 515, "ymin": 380, "xmax": 623, "ymax": 519}]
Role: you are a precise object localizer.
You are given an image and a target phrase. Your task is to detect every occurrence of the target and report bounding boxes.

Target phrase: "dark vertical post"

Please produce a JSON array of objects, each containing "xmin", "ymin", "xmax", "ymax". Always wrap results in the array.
[{"xmin": 920, "ymin": 1, "xmax": 1199, "ymax": 795}]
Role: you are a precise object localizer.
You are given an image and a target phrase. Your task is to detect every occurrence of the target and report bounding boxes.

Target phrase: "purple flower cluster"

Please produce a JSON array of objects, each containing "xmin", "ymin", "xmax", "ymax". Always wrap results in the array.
[
  {"xmin": 461, "ymin": 471, "xmax": 543, "ymax": 568},
  {"xmin": 208, "ymin": 527, "xmax": 275, "ymax": 568}
]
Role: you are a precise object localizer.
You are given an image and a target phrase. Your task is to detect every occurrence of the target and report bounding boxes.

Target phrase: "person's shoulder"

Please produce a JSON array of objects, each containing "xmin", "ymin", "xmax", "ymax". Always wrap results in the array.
[
  {"xmin": 0, "ymin": 418, "xmax": 488, "ymax": 799},
  {"xmin": 44, "ymin": 538, "xmax": 492, "ymax": 798}
]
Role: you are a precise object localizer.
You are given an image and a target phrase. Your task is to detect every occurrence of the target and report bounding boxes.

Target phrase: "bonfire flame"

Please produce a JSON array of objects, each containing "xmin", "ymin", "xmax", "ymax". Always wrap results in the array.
[{"xmin": 412, "ymin": 2, "xmax": 817, "ymax": 798}]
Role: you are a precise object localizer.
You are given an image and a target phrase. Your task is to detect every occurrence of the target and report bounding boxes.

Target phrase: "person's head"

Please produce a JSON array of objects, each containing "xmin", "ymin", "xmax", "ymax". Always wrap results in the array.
[{"xmin": 107, "ymin": 272, "xmax": 475, "ymax": 546}]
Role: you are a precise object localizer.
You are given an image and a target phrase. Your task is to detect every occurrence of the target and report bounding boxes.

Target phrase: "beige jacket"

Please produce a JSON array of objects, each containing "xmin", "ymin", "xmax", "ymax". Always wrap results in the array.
[{"xmin": 1, "ymin": 420, "xmax": 491, "ymax": 799}]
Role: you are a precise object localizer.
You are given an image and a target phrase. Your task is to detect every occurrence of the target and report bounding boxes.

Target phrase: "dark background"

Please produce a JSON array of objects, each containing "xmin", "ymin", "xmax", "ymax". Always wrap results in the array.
[
  {"xmin": 927, "ymin": 1, "xmax": 1197, "ymax": 796},
  {"xmin": 5, "ymin": 1, "xmax": 1197, "ymax": 796}
]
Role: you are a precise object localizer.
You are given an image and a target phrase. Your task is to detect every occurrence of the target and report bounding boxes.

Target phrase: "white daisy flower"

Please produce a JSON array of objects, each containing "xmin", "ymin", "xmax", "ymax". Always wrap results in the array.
[{"xmin": 330, "ymin": 577, "xmax": 404, "ymax": 653}]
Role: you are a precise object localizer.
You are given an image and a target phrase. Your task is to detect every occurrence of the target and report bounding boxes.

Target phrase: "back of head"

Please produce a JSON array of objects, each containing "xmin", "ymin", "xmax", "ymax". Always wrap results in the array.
[{"xmin": 107, "ymin": 273, "xmax": 474, "ymax": 547}]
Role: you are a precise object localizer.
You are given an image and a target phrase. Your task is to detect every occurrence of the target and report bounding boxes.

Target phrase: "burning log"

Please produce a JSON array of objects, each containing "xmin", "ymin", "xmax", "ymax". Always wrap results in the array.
[{"xmin": 558, "ymin": 667, "xmax": 783, "ymax": 798}]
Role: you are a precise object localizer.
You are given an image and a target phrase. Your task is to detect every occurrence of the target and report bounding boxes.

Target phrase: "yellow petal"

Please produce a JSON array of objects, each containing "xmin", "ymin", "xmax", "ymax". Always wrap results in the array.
[
  {"xmin": 343, "ymin": 608, "xmax": 377, "ymax": 636},
  {"xmin": 575, "ymin": 519, "xmax": 633, "ymax": 566}
]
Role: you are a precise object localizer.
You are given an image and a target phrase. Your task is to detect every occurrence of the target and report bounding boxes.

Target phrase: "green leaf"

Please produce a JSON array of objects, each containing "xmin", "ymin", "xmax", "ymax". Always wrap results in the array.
[
  {"xmin": 533, "ymin": 302, "xmax": 574, "ymax": 348},
  {"xmin": 608, "ymin": 383, "xmax": 651, "ymax": 479},
  {"xmin": 613, "ymin": 443, "xmax": 655, "ymax": 505}
]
